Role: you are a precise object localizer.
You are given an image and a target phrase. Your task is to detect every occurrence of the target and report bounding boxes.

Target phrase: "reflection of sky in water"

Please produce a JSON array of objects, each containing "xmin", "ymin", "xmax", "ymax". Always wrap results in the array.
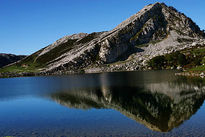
[
  {"xmin": 0, "ymin": 70, "xmax": 205, "ymax": 136},
  {"xmin": 0, "ymin": 97, "xmax": 147, "ymax": 136}
]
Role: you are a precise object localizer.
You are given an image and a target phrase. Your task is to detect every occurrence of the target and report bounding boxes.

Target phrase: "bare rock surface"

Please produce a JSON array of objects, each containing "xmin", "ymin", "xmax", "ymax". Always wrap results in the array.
[{"xmin": 3, "ymin": 2, "xmax": 205, "ymax": 75}]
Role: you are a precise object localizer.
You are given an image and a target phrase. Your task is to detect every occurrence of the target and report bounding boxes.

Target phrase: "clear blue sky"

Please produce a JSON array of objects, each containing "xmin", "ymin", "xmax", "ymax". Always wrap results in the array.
[{"xmin": 0, "ymin": 0, "xmax": 205, "ymax": 55}]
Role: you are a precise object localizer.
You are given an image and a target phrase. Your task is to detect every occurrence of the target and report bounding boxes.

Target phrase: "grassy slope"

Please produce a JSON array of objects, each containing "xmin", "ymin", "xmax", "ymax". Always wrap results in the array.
[
  {"xmin": 190, "ymin": 65, "xmax": 205, "ymax": 71},
  {"xmin": 0, "ymin": 39, "xmax": 77, "ymax": 73},
  {"xmin": 0, "ymin": 50, "xmax": 43, "ymax": 73},
  {"xmin": 148, "ymin": 46, "xmax": 205, "ymax": 71},
  {"xmin": 184, "ymin": 47, "xmax": 205, "ymax": 71},
  {"xmin": 0, "ymin": 33, "xmax": 98, "ymax": 73}
]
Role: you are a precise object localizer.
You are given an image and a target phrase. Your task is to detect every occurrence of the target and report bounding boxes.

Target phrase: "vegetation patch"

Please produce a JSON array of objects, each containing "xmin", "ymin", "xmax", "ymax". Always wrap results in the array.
[
  {"xmin": 177, "ymin": 38, "xmax": 194, "ymax": 43},
  {"xmin": 0, "ymin": 63, "xmax": 40, "ymax": 73},
  {"xmin": 0, "ymin": 39, "xmax": 77, "ymax": 73},
  {"xmin": 190, "ymin": 65, "xmax": 205, "ymax": 71},
  {"xmin": 36, "ymin": 39, "xmax": 77, "ymax": 65},
  {"xmin": 130, "ymin": 28, "xmax": 144, "ymax": 41},
  {"xmin": 136, "ymin": 43, "xmax": 149, "ymax": 47},
  {"xmin": 148, "ymin": 47, "xmax": 205, "ymax": 71},
  {"xmin": 76, "ymin": 33, "xmax": 97, "ymax": 44}
]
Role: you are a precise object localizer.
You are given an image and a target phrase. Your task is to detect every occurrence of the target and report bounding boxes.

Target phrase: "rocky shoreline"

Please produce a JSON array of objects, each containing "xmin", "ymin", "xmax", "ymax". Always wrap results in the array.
[
  {"xmin": 1, "ymin": 3, "xmax": 205, "ymax": 79},
  {"xmin": 0, "ymin": 69, "xmax": 127, "ymax": 78},
  {"xmin": 175, "ymin": 71, "xmax": 205, "ymax": 78},
  {"xmin": 1, "ymin": 67, "xmax": 204, "ymax": 79}
]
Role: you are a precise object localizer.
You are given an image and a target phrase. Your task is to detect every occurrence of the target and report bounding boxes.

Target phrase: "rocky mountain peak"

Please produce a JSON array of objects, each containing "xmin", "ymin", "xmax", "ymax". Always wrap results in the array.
[
  {"xmin": 1, "ymin": 3, "xmax": 204, "ymax": 75},
  {"xmin": 97, "ymin": 2, "xmax": 204, "ymax": 63}
]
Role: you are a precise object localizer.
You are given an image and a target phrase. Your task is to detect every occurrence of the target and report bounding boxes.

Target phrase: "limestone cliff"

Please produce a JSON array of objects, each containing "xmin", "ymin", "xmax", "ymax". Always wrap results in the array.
[{"xmin": 1, "ymin": 2, "xmax": 205, "ymax": 75}]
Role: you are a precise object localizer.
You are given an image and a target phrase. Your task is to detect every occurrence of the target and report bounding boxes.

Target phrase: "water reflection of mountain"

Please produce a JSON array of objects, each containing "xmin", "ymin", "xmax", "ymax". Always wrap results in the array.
[{"xmin": 50, "ymin": 71, "xmax": 205, "ymax": 132}]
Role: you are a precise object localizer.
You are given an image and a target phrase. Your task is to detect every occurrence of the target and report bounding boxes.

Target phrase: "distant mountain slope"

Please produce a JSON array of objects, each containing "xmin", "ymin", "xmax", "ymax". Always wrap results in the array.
[
  {"xmin": 1, "ymin": 2, "xmax": 205, "ymax": 75},
  {"xmin": 0, "ymin": 53, "xmax": 26, "ymax": 68}
]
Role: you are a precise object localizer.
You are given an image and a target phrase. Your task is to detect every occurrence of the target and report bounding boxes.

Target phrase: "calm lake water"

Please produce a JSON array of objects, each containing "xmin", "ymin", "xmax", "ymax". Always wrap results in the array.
[{"xmin": 0, "ymin": 70, "xmax": 205, "ymax": 137}]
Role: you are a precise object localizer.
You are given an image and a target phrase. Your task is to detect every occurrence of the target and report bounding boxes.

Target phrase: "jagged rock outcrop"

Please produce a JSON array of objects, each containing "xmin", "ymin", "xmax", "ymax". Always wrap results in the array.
[
  {"xmin": 1, "ymin": 2, "xmax": 205, "ymax": 74},
  {"xmin": 0, "ymin": 53, "xmax": 26, "ymax": 68}
]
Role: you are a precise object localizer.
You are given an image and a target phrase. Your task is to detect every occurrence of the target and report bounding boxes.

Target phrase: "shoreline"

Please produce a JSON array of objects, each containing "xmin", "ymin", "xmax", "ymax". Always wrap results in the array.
[
  {"xmin": 1, "ymin": 69, "xmax": 205, "ymax": 79},
  {"xmin": 0, "ymin": 69, "xmax": 164, "ymax": 78},
  {"xmin": 175, "ymin": 71, "xmax": 205, "ymax": 78}
]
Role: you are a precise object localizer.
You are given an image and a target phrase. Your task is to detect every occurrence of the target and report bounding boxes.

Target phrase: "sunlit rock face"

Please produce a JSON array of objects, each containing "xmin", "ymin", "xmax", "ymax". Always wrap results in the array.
[
  {"xmin": 42, "ymin": 2, "xmax": 205, "ymax": 72},
  {"xmin": 6, "ymin": 2, "xmax": 205, "ymax": 74},
  {"xmin": 50, "ymin": 72, "xmax": 205, "ymax": 132}
]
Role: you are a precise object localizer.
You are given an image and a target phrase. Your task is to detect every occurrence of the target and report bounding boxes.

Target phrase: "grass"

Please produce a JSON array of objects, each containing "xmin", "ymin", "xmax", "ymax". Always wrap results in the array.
[
  {"xmin": 150, "ymin": 40, "xmax": 162, "ymax": 45},
  {"xmin": 0, "ymin": 39, "xmax": 79, "ymax": 73},
  {"xmin": 0, "ymin": 51, "xmax": 43, "ymax": 73},
  {"xmin": 136, "ymin": 43, "xmax": 149, "ymax": 47},
  {"xmin": 36, "ymin": 39, "xmax": 77, "ymax": 65},
  {"xmin": 76, "ymin": 33, "xmax": 97, "ymax": 44},
  {"xmin": 0, "ymin": 63, "xmax": 41, "ymax": 73},
  {"xmin": 191, "ymin": 48, "xmax": 205, "ymax": 54},
  {"xmin": 0, "ymin": 33, "xmax": 99, "ymax": 74},
  {"xmin": 190, "ymin": 65, "xmax": 205, "ymax": 71},
  {"xmin": 130, "ymin": 28, "xmax": 144, "ymax": 41},
  {"xmin": 147, "ymin": 45, "xmax": 205, "ymax": 71},
  {"xmin": 109, "ymin": 60, "xmax": 128, "ymax": 66},
  {"xmin": 177, "ymin": 38, "xmax": 194, "ymax": 43}
]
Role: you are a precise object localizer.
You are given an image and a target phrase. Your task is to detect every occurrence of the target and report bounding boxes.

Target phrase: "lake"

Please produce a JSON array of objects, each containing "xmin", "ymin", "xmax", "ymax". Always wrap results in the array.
[{"xmin": 0, "ymin": 70, "xmax": 205, "ymax": 137}]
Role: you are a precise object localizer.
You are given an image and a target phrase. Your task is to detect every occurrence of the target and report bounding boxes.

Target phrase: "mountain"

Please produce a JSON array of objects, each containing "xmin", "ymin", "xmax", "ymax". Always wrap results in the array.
[
  {"xmin": 0, "ymin": 53, "xmax": 26, "ymax": 68},
  {"xmin": 1, "ymin": 2, "xmax": 205, "ymax": 76},
  {"xmin": 50, "ymin": 76, "xmax": 205, "ymax": 132}
]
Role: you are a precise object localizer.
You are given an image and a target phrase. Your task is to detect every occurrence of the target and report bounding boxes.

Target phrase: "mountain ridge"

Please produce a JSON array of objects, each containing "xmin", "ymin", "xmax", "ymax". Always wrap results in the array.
[
  {"xmin": 0, "ymin": 53, "xmax": 26, "ymax": 68},
  {"xmin": 1, "ymin": 2, "xmax": 205, "ymax": 76}
]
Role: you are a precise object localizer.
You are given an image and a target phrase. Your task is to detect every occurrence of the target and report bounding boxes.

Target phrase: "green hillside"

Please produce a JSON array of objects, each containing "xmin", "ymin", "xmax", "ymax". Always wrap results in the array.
[
  {"xmin": 148, "ymin": 46, "xmax": 205, "ymax": 71},
  {"xmin": 0, "ymin": 33, "xmax": 98, "ymax": 73}
]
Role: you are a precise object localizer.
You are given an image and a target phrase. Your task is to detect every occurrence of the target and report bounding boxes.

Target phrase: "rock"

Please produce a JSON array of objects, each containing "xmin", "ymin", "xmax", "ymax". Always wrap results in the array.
[
  {"xmin": 177, "ymin": 66, "xmax": 182, "ymax": 70},
  {"xmin": 192, "ymin": 42, "xmax": 197, "ymax": 46},
  {"xmin": 200, "ymin": 72, "xmax": 205, "ymax": 77},
  {"xmin": 1, "ymin": 2, "xmax": 205, "ymax": 75}
]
